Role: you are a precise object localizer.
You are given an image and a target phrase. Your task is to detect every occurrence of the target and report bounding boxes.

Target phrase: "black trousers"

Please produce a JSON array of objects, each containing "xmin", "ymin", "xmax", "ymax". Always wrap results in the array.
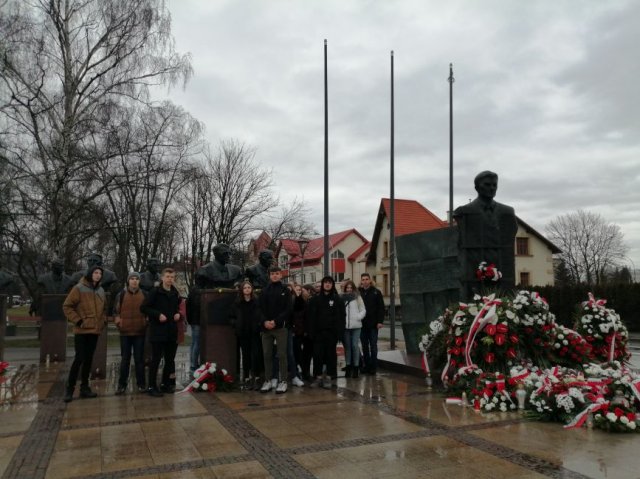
[
  {"xmin": 293, "ymin": 335, "xmax": 313, "ymax": 378},
  {"xmin": 67, "ymin": 333, "xmax": 99, "ymax": 389},
  {"xmin": 312, "ymin": 334, "xmax": 337, "ymax": 379},
  {"xmin": 149, "ymin": 340, "xmax": 178, "ymax": 389}
]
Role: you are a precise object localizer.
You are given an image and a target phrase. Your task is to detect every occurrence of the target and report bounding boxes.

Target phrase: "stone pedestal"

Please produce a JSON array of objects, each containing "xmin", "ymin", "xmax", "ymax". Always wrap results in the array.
[
  {"xmin": 40, "ymin": 294, "xmax": 68, "ymax": 363},
  {"xmin": 396, "ymin": 227, "xmax": 460, "ymax": 354},
  {"xmin": 200, "ymin": 289, "xmax": 237, "ymax": 375},
  {"xmin": 0, "ymin": 294, "xmax": 6, "ymax": 361}
]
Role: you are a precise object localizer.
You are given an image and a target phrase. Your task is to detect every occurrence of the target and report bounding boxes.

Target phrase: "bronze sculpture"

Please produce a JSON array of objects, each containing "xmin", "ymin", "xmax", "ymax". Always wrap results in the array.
[
  {"xmin": 195, "ymin": 244, "xmax": 243, "ymax": 289},
  {"xmin": 453, "ymin": 171, "xmax": 517, "ymax": 300},
  {"xmin": 30, "ymin": 259, "xmax": 73, "ymax": 315},
  {"xmin": 245, "ymin": 249, "xmax": 274, "ymax": 289},
  {"xmin": 69, "ymin": 252, "xmax": 118, "ymax": 292},
  {"xmin": 140, "ymin": 257, "xmax": 161, "ymax": 292}
]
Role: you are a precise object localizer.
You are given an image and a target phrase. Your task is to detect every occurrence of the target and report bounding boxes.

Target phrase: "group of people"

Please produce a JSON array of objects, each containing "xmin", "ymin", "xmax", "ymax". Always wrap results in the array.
[
  {"xmin": 62, "ymin": 266, "xmax": 183, "ymax": 402},
  {"xmin": 61, "ymin": 254, "xmax": 385, "ymax": 401},
  {"xmin": 228, "ymin": 268, "xmax": 385, "ymax": 394}
]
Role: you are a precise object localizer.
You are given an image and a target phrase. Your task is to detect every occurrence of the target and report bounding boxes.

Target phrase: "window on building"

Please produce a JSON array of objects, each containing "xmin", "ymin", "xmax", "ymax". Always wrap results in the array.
[
  {"xmin": 383, "ymin": 240, "xmax": 389, "ymax": 259},
  {"xmin": 516, "ymin": 237, "xmax": 530, "ymax": 256},
  {"xmin": 299, "ymin": 273, "xmax": 305, "ymax": 284},
  {"xmin": 333, "ymin": 272, "xmax": 344, "ymax": 282},
  {"xmin": 383, "ymin": 274, "xmax": 389, "ymax": 296},
  {"xmin": 309, "ymin": 272, "xmax": 316, "ymax": 283},
  {"xmin": 519, "ymin": 272, "xmax": 530, "ymax": 286},
  {"xmin": 331, "ymin": 249, "xmax": 344, "ymax": 258},
  {"xmin": 279, "ymin": 254, "xmax": 288, "ymax": 269}
]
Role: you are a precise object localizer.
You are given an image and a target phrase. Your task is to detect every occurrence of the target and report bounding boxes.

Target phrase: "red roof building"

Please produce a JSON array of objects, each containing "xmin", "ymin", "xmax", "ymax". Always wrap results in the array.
[{"xmin": 276, "ymin": 229, "xmax": 369, "ymax": 284}]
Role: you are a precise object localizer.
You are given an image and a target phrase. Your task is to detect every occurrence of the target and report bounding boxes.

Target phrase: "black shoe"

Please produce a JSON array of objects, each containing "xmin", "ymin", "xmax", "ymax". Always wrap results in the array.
[
  {"xmin": 79, "ymin": 387, "xmax": 97, "ymax": 398},
  {"xmin": 351, "ymin": 368, "xmax": 359, "ymax": 379},
  {"xmin": 341, "ymin": 366, "xmax": 348, "ymax": 372},
  {"xmin": 115, "ymin": 386, "xmax": 126, "ymax": 395},
  {"xmin": 137, "ymin": 386, "xmax": 147, "ymax": 393},
  {"xmin": 148, "ymin": 388, "xmax": 164, "ymax": 397},
  {"xmin": 344, "ymin": 366, "xmax": 352, "ymax": 377},
  {"xmin": 64, "ymin": 389, "xmax": 74, "ymax": 403},
  {"xmin": 365, "ymin": 368, "xmax": 376, "ymax": 376}
]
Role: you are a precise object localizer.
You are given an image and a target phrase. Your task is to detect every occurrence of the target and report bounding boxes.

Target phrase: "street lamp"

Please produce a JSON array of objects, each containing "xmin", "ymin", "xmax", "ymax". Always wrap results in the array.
[{"xmin": 297, "ymin": 239, "xmax": 309, "ymax": 284}]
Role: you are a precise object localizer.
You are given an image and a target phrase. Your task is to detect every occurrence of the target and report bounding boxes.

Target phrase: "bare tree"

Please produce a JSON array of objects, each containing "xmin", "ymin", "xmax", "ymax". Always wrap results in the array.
[
  {"xmin": 546, "ymin": 210, "xmax": 627, "ymax": 286},
  {"xmin": 0, "ymin": 0, "xmax": 192, "ymax": 276},
  {"xmin": 260, "ymin": 197, "xmax": 318, "ymax": 247}
]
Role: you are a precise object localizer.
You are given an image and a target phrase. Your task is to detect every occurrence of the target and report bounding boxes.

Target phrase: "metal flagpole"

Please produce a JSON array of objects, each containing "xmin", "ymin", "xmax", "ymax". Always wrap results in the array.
[
  {"xmin": 448, "ymin": 63, "xmax": 455, "ymax": 226},
  {"xmin": 389, "ymin": 50, "xmax": 396, "ymax": 350},
  {"xmin": 323, "ymin": 39, "xmax": 330, "ymax": 277}
]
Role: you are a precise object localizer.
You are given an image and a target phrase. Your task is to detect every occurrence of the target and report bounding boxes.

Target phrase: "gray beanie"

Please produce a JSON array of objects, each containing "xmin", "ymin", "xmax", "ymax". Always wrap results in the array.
[{"xmin": 127, "ymin": 272, "xmax": 141, "ymax": 282}]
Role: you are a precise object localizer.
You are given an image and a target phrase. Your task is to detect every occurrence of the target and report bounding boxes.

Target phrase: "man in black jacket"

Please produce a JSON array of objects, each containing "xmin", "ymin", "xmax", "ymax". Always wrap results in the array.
[
  {"xmin": 141, "ymin": 268, "xmax": 181, "ymax": 397},
  {"xmin": 258, "ymin": 266, "xmax": 292, "ymax": 394},
  {"xmin": 359, "ymin": 273, "xmax": 385, "ymax": 375}
]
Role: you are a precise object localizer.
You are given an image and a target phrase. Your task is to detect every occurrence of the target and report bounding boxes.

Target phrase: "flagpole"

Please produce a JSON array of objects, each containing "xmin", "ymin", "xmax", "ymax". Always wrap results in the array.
[
  {"xmin": 389, "ymin": 50, "xmax": 396, "ymax": 350},
  {"xmin": 448, "ymin": 63, "xmax": 455, "ymax": 226},
  {"xmin": 323, "ymin": 39, "xmax": 330, "ymax": 277}
]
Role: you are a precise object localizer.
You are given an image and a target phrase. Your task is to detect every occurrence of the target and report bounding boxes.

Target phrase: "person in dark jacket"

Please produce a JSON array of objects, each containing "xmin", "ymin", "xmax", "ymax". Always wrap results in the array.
[
  {"xmin": 114, "ymin": 272, "xmax": 148, "ymax": 394},
  {"xmin": 308, "ymin": 276, "xmax": 345, "ymax": 389},
  {"xmin": 62, "ymin": 265, "xmax": 107, "ymax": 402},
  {"xmin": 141, "ymin": 268, "xmax": 181, "ymax": 397},
  {"xmin": 186, "ymin": 286, "xmax": 201, "ymax": 377},
  {"xmin": 359, "ymin": 273, "xmax": 385, "ymax": 375},
  {"xmin": 258, "ymin": 266, "xmax": 292, "ymax": 394},
  {"xmin": 230, "ymin": 281, "xmax": 265, "ymax": 389},
  {"xmin": 291, "ymin": 283, "xmax": 313, "ymax": 381}
]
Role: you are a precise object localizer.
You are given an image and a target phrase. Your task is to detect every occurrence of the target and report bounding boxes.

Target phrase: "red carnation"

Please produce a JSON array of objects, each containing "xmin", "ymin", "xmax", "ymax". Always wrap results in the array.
[
  {"xmin": 484, "ymin": 353, "xmax": 495, "ymax": 364},
  {"xmin": 627, "ymin": 413, "xmax": 636, "ymax": 421},
  {"xmin": 506, "ymin": 348, "xmax": 517, "ymax": 359},
  {"xmin": 496, "ymin": 324, "xmax": 509, "ymax": 334},
  {"xmin": 455, "ymin": 336, "xmax": 463, "ymax": 346},
  {"xmin": 495, "ymin": 334, "xmax": 506, "ymax": 346},
  {"xmin": 614, "ymin": 407, "xmax": 624, "ymax": 418},
  {"xmin": 485, "ymin": 324, "xmax": 497, "ymax": 336},
  {"xmin": 509, "ymin": 334, "xmax": 519, "ymax": 344}
]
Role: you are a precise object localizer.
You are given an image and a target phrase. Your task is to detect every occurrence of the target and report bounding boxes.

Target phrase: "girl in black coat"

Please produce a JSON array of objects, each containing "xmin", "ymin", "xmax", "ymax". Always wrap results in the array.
[
  {"xmin": 308, "ymin": 276, "xmax": 345, "ymax": 389},
  {"xmin": 230, "ymin": 281, "xmax": 265, "ymax": 389}
]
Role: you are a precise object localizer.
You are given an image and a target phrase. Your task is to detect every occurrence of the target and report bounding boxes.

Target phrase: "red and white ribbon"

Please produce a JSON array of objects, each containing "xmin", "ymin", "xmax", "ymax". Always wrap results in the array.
[
  {"xmin": 421, "ymin": 350, "xmax": 430, "ymax": 375},
  {"xmin": 464, "ymin": 294, "xmax": 502, "ymax": 367},
  {"xmin": 564, "ymin": 399, "xmax": 609, "ymax": 429}
]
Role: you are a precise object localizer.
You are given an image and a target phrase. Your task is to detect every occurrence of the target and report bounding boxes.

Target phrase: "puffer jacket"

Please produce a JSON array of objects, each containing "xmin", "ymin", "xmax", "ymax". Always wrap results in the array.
[
  {"xmin": 63, "ymin": 277, "xmax": 107, "ymax": 335},
  {"xmin": 113, "ymin": 288, "xmax": 147, "ymax": 336},
  {"xmin": 343, "ymin": 294, "xmax": 366, "ymax": 330}
]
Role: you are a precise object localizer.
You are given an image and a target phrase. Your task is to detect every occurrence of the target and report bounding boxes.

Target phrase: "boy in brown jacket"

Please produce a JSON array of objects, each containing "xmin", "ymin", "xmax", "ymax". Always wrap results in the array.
[
  {"xmin": 114, "ymin": 272, "xmax": 148, "ymax": 394},
  {"xmin": 63, "ymin": 265, "xmax": 107, "ymax": 402}
]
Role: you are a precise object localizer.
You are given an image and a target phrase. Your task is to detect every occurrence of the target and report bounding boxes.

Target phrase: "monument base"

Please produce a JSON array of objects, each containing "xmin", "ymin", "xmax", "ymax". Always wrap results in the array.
[{"xmin": 200, "ymin": 290, "xmax": 238, "ymax": 376}]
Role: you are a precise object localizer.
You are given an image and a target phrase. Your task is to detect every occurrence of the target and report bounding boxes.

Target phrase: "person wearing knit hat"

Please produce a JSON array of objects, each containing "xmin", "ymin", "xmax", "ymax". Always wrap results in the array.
[
  {"xmin": 113, "ymin": 272, "xmax": 148, "ymax": 395},
  {"xmin": 62, "ymin": 264, "xmax": 107, "ymax": 402}
]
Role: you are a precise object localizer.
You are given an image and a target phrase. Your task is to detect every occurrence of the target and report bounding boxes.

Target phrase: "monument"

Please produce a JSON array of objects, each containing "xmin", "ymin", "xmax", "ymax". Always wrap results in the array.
[
  {"xmin": 394, "ymin": 170, "xmax": 517, "ymax": 355},
  {"xmin": 31, "ymin": 259, "xmax": 73, "ymax": 315},
  {"xmin": 453, "ymin": 170, "xmax": 517, "ymax": 300},
  {"xmin": 69, "ymin": 252, "xmax": 119, "ymax": 293},
  {"xmin": 245, "ymin": 249, "xmax": 274, "ymax": 289},
  {"xmin": 195, "ymin": 244, "xmax": 243, "ymax": 374}
]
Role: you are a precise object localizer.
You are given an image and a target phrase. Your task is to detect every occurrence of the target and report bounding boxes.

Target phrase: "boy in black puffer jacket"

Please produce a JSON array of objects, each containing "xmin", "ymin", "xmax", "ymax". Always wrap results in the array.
[{"xmin": 141, "ymin": 268, "xmax": 181, "ymax": 397}]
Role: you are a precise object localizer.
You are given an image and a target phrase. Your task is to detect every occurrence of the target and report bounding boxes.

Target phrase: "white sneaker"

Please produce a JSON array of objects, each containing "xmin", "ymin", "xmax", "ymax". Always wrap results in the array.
[
  {"xmin": 271, "ymin": 378, "xmax": 278, "ymax": 389},
  {"xmin": 275, "ymin": 381, "xmax": 288, "ymax": 394},
  {"xmin": 260, "ymin": 381, "xmax": 272, "ymax": 393},
  {"xmin": 292, "ymin": 376, "xmax": 305, "ymax": 387}
]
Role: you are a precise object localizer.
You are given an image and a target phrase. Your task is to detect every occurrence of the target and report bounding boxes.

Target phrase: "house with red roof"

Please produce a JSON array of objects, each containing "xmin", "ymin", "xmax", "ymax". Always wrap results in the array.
[
  {"xmin": 247, "ymin": 231, "xmax": 273, "ymax": 264},
  {"xmin": 367, "ymin": 199, "xmax": 448, "ymax": 303},
  {"xmin": 276, "ymin": 229, "xmax": 369, "ymax": 285}
]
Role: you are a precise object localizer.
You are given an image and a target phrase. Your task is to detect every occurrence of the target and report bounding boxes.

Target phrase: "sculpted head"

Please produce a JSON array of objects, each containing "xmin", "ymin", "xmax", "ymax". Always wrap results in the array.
[
  {"xmin": 146, "ymin": 257, "xmax": 161, "ymax": 274},
  {"xmin": 474, "ymin": 171, "xmax": 498, "ymax": 201},
  {"xmin": 258, "ymin": 250, "xmax": 274, "ymax": 268},
  {"xmin": 87, "ymin": 252, "xmax": 103, "ymax": 268},
  {"xmin": 51, "ymin": 258, "xmax": 64, "ymax": 275},
  {"xmin": 213, "ymin": 244, "xmax": 232, "ymax": 265}
]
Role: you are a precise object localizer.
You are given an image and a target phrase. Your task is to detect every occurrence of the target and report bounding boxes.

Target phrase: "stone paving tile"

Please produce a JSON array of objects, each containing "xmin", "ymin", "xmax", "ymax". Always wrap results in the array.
[{"xmin": 0, "ymin": 435, "xmax": 23, "ymax": 476}]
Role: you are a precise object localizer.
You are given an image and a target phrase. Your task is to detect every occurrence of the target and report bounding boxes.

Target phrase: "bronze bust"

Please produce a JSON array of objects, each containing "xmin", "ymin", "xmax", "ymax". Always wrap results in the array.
[
  {"xmin": 245, "ymin": 249, "xmax": 274, "ymax": 289},
  {"xmin": 31, "ymin": 259, "xmax": 73, "ymax": 315},
  {"xmin": 140, "ymin": 257, "xmax": 161, "ymax": 292},
  {"xmin": 69, "ymin": 252, "xmax": 118, "ymax": 292},
  {"xmin": 195, "ymin": 244, "xmax": 243, "ymax": 289}
]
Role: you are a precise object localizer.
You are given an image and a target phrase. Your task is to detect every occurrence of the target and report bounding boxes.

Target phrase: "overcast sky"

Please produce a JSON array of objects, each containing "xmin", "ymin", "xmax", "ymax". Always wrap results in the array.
[{"xmin": 159, "ymin": 0, "xmax": 640, "ymax": 269}]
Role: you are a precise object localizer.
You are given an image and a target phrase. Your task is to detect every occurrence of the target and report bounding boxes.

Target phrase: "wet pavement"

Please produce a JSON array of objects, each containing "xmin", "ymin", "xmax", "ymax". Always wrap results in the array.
[{"xmin": 1, "ymin": 346, "xmax": 640, "ymax": 478}]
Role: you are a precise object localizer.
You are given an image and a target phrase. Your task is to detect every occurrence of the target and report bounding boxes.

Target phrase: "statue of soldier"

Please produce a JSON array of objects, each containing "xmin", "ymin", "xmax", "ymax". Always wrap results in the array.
[
  {"xmin": 195, "ymin": 244, "xmax": 243, "ymax": 289},
  {"xmin": 69, "ymin": 252, "xmax": 119, "ymax": 292},
  {"xmin": 0, "ymin": 267, "xmax": 18, "ymax": 295},
  {"xmin": 140, "ymin": 257, "xmax": 161, "ymax": 292},
  {"xmin": 245, "ymin": 249, "xmax": 274, "ymax": 289},
  {"xmin": 453, "ymin": 170, "xmax": 518, "ymax": 300},
  {"xmin": 30, "ymin": 258, "xmax": 73, "ymax": 315}
]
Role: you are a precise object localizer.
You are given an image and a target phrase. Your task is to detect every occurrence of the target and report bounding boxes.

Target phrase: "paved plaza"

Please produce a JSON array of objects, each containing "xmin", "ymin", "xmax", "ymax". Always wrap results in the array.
[{"xmin": 1, "ymin": 345, "xmax": 639, "ymax": 479}]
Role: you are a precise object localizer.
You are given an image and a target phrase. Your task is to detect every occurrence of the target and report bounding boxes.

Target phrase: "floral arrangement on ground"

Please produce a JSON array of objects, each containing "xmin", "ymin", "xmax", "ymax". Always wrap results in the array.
[
  {"xmin": 179, "ymin": 362, "xmax": 234, "ymax": 393},
  {"xmin": 421, "ymin": 291, "xmax": 638, "ymax": 433}
]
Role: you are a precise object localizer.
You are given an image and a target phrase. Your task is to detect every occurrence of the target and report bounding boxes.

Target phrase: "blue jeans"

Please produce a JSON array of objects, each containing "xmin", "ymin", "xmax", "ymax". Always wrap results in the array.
[
  {"xmin": 343, "ymin": 328, "xmax": 361, "ymax": 367},
  {"xmin": 190, "ymin": 325, "xmax": 201, "ymax": 372},
  {"xmin": 360, "ymin": 327, "xmax": 379, "ymax": 372},
  {"xmin": 119, "ymin": 335, "xmax": 146, "ymax": 388}
]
